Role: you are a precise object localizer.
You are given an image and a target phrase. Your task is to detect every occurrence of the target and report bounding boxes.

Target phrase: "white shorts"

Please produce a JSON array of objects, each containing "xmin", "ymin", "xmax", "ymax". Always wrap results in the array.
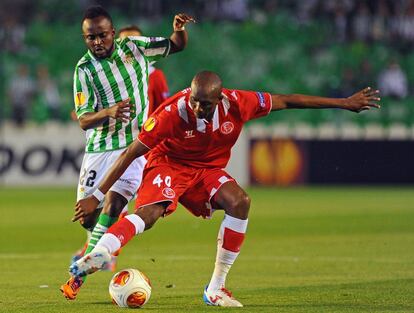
[{"xmin": 77, "ymin": 149, "xmax": 146, "ymax": 207}]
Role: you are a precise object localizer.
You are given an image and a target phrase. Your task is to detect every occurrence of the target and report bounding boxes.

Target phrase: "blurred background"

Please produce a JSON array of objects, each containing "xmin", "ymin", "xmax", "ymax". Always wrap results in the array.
[{"xmin": 1, "ymin": 0, "xmax": 414, "ymax": 186}]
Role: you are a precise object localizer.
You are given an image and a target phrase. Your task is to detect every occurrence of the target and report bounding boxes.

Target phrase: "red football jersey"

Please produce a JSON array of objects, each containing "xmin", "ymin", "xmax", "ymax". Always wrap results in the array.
[
  {"xmin": 148, "ymin": 66, "xmax": 169, "ymax": 115},
  {"xmin": 139, "ymin": 88, "xmax": 272, "ymax": 168}
]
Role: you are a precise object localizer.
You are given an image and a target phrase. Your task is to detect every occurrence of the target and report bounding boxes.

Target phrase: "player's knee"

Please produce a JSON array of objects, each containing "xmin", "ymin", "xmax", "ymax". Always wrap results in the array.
[
  {"xmin": 103, "ymin": 192, "xmax": 128, "ymax": 216},
  {"xmin": 238, "ymin": 194, "xmax": 251, "ymax": 212},
  {"xmin": 226, "ymin": 193, "xmax": 251, "ymax": 219},
  {"xmin": 102, "ymin": 203, "xmax": 123, "ymax": 217}
]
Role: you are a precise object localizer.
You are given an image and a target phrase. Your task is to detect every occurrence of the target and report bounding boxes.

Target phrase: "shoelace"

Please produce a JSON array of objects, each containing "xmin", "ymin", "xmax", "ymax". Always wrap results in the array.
[
  {"xmin": 70, "ymin": 277, "xmax": 83, "ymax": 290},
  {"xmin": 220, "ymin": 287, "xmax": 233, "ymax": 298}
]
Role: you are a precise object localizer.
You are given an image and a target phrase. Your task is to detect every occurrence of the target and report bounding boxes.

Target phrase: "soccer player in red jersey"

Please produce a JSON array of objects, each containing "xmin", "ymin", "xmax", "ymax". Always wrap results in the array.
[
  {"xmin": 147, "ymin": 67, "xmax": 169, "ymax": 114},
  {"xmin": 70, "ymin": 71, "xmax": 380, "ymax": 307},
  {"xmin": 118, "ymin": 25, "xmax": 170, "ymax": 115}
]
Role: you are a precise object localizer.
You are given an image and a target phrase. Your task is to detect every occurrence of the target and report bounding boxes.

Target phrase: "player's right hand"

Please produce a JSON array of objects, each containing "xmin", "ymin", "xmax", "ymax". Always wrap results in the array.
[
  {"xmin": 107, "ymin": 98, "xmax": 132, "ymax": 122},
  {"xmin": 173, "ymin": 13, "xmax": 196, "ymax": 31},
  {"xmin": 345, "ymin": 87, "xmax": 381, "ymax": 113},
  {"xmin": 72, "ymin": 196, "xmax": 100, "ymax": 222}
]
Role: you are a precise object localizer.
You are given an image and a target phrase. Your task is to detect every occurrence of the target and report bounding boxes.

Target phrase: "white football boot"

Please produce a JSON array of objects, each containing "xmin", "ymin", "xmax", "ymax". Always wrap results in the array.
[
  {"xmin": 69, "ymin": 247, "xmax": 111, "ymax": 277},
  {"xmin": 203, "ymin": 285, "xmax": 243, "ymax": 307}
]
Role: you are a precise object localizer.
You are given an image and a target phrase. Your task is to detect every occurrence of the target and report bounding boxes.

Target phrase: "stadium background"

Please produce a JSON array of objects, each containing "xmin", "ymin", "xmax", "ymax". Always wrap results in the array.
[
  {"xmin": 1, "ymin": 1, "xmax": 414, "ymax": 312},
  {"xmin": 2, "ymin": 0, "xmax": 414, "ymax": 186}
]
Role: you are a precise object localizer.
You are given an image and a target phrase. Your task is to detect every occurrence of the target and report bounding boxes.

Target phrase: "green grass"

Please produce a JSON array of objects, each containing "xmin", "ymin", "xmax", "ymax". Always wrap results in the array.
[{"xmin": 1, "ymin": 187, "xmax": 414, "ymax": 312}]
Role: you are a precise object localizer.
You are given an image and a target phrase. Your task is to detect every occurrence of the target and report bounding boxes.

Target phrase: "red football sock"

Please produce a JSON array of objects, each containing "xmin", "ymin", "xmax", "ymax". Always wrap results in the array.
[
  {"xmin": 222, "ymin": 227, "xmax": 245, "ymax": 253},
  {"xmin": 107, "ymin": 218, "xmax": 136, "ymax": 247}
]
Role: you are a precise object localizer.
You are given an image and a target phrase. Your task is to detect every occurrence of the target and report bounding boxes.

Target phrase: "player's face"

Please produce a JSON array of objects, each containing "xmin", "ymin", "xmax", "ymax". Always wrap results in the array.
[
  {"xmin": 82, "ymin": 17, "xmax": 115, "ymax": 59},
  {"xmin": 190, "ymin": 90, "xmax": 222, "ymax": 121}
]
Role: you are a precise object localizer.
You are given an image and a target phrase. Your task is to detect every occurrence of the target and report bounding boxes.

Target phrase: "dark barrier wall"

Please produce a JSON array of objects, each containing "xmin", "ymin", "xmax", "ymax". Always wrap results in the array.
[
  {"xmin": 308, "ymin": 140, "xmax": 414, "ymax": 184},
  {"xmin": 250, "ymin": 139, "xmax": 414, "ymax": 185}
]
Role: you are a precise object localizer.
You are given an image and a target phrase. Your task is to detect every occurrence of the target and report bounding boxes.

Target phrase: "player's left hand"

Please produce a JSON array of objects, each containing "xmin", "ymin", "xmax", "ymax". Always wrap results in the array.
[
  {"xmin": 173, "ymin": 13, "xmax": 196, "ymax": 31},
  {"xmin": 72, "ymin": 196, "xmax": 100, "ymax": 222},
  {"xmin": 345, "ymin": 87, "xmax": 381, "ymax": 113}
]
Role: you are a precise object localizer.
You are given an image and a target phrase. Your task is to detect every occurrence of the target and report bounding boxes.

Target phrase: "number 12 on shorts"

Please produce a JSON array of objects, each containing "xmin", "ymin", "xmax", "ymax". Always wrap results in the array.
[{"xmin": 152, "ymin": 173, "xmax": 172, "ymax": 188}]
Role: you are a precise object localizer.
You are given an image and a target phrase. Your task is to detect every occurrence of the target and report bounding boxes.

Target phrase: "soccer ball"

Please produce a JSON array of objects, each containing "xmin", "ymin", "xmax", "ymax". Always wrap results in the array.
[{"xmin": 109, "ymin": 268, "xmax": 152, "ymax": 308}]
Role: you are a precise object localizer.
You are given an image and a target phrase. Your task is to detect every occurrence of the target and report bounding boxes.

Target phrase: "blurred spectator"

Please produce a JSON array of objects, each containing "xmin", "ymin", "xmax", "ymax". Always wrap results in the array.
[
  {"xmin": 332, "ymin": 3, "xmax": 349, "ymax": 42},
  {"xmin": 202, "ymin": 0, "xmax": 249, "ymax": 21},
  {"xmin": 221, "ymin": 0, "xmax": 249, "ymax": 22},
  {"xmin": 323, "ymin": 0, "xmax": 354, "ymax": 14},
  {"xmin": 296, "ymin": 0, "xmax": 319, "ymax": 25},
  {"xmin": 371, "ymin": 0, "xmax": 391, "ymax": 41},
  {"xmin": 7, "ymin": 64, "xmax": 36, "ymax": 126},
  {"xmin": 394, "ymin": 0, "xmax": 414, "ymax": 46},
  {"xmin": 133, "ymin": 0, "xmax": 162, "ymax": 19},
  {"xmin": 351, "ymin": 2, "xmax": 371, "ymax": 42},
  {"xmin": 378, "ymin": 59, "xmax": 408, "ymax": 99},
  {"xmin": 0, "ymin": 15, "xmax": 26, "ymax": 53},
  {"xmin": 36, "ymin": 65, "xmax": 62, "ymax": 120}
]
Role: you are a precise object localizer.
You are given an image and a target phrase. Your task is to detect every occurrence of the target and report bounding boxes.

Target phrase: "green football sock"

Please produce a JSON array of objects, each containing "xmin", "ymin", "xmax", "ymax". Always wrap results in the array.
[
  {"xmin": 81, "ymin": 213, "xmax": 118, "ymax": 283},
  {"xmin": 85, "ymin": 213, "xmax": 118, "ymax": 254}
]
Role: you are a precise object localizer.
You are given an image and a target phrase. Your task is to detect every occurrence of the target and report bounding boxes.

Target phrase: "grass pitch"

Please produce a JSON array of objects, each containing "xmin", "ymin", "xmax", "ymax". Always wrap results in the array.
[{"xmin": 1, "ymin": 186, "xmax": 414, "ymax": 313}]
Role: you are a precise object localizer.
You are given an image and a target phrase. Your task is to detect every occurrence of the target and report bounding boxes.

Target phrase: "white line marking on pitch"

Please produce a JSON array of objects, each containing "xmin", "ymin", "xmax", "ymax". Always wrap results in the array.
[{"xmin": 0, "ymin": 253, "xmax": 411, "ymax": 264}]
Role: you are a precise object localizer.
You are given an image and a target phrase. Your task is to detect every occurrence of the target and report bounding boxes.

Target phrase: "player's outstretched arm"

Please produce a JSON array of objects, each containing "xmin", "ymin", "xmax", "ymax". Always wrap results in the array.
[
  {"xmin": 271, "ymin": 87, "xmax": 381, "ymax": 113},
  {"xmin": 78, "ymin": 98, "xmax": 132, "ymax": 130},
  {"xmin": 72, "ymin": 139, "xmax": 149, "ymax": 222},
  {"xmin": 169, "ymin": 13, "xmax": 195, "ymax": 54}
]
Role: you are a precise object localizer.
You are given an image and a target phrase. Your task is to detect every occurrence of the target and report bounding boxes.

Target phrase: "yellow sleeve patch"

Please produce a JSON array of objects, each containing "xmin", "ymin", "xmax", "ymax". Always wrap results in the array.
[
  {"xmin": 143, "ymin": 117, "xmax": 156, "ymax": 132},
  {"xmin": 75, "ymin": 92, "xmax": 86, "ymax": 107}
]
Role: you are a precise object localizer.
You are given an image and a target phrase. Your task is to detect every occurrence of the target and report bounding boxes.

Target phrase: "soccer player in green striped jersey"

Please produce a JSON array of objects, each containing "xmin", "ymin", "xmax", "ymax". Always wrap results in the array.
[{"xmin": 60, "ymin": 5, "xmax": 195, "ymax": 300}]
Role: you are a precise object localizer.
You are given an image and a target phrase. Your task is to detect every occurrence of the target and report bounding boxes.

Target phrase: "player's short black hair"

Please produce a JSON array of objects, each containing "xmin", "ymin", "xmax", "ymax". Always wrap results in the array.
[
  {"xmin": 118, "ymin": 25, "xmax": 143, "ymax": 36},
  {"xmin": 82, "ymin": 5, "xmax": 113, "ymax": 26}
]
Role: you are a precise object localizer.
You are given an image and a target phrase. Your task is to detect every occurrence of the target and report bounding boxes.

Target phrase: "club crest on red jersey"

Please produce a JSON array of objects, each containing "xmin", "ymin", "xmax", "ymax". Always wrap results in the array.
[
  {"xmin": 220, "ymin": 121, "xmax": 234, "ymax": 135},
  {"xmin": 162, "ymin": 187, "xmax": 176, "ymax": 199}
]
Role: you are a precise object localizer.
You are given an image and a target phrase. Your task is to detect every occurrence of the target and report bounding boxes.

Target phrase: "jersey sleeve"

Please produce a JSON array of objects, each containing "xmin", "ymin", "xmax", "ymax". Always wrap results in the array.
[
  {"xmin": 150, "ymin": 69, "xmax": 170, "ymax": 110},
  {"xmin": 73, "ymin": 66, "xmax": 97, "ymax": 118},
  {"xmin": 127, "ymin": 36, "xmax": 170, "ymax": 63},
  {"xmin": 234, "ymin": 90, "xmax": 272, "ymax": 122},
  {"xmin": 138, "ymin": 108, "xmax": 172, "ymax": 149}
]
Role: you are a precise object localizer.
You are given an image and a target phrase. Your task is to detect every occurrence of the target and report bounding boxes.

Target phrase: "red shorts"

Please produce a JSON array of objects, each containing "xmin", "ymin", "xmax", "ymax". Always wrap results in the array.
[{"xmin": 135, "ymin": 155, "xmax": 235, "ymax": 218}]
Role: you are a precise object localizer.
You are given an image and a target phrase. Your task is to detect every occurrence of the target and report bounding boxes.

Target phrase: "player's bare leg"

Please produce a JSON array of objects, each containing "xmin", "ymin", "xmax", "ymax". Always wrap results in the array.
[
  {"xmin": 69, "ymin": 203, "xmax": 167, "ymax": 278},
  {"xmin": 61, "ymin": 192, "xmax": 128, "ymax": 300},
  {"xmin": 203, "ymin": 181, "xmax": 250, "ymax": 307}
]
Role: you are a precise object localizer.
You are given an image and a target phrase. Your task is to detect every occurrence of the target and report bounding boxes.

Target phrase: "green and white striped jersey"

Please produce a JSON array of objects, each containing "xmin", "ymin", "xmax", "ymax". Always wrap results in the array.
[{"xmin": 74, "ymin": 36, "xmax": 170, "ymax": 153}]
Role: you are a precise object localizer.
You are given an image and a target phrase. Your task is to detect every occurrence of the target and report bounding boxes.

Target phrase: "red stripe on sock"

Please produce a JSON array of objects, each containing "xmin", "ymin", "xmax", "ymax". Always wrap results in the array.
[
  {"xmin": 107, "ymin": 218, "xmax": 136, "ymax": 247},
  {"xmin": 222, "ymin": 227, "xmax": 245, "ymax": 253}
]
